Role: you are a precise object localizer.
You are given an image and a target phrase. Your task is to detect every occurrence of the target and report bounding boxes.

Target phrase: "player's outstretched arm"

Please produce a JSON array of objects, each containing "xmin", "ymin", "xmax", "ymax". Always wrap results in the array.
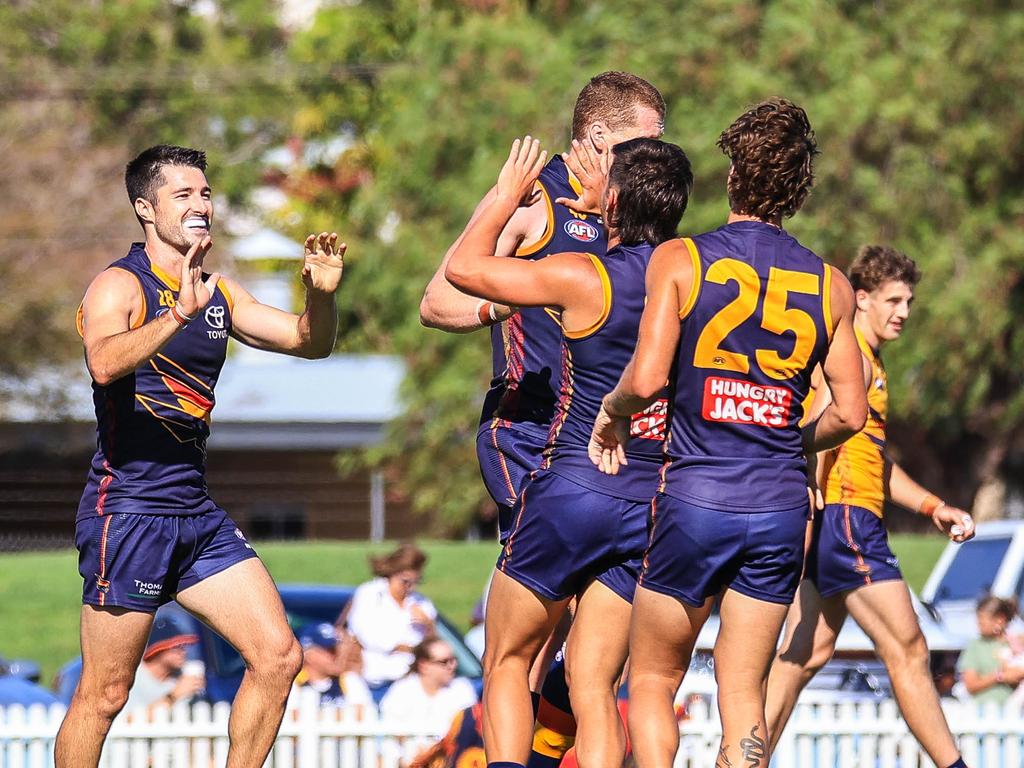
[
  {"xmin": 227, "ymin": 232, "xmax": 343, "ymax": 358},
  {"xmin": 420, "ymin": 186, "xmax": 523, "ymax": 333},
  {"xmin": 590, "ymin": 240, "xmax": 690, "ymax": 474},
  {"xmin": 885, "ymin": 460, "xmax": 975, "ymax": 542},
  {"xmin": 802, "ymin": 267, "xmax": 868, "ymax": 452},
  {"xmin": 81, "ymin": 237, "xmax": 215, "ymax": 385}
]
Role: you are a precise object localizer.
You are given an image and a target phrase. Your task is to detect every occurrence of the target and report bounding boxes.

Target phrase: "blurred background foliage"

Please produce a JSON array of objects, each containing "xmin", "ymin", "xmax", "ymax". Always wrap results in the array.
[{"xmin": 2, "ymin": 0, "xmax": 1022, "ymax": 533}]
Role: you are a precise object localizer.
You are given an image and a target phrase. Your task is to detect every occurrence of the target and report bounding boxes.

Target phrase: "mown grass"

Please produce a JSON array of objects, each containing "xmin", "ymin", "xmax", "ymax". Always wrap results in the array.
[{"xmin": 0, "ymin": 535, "xmax": 947, "ymax": 686}]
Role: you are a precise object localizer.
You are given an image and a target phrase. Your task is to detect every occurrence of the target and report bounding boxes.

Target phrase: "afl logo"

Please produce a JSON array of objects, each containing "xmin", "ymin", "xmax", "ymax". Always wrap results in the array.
[
  {"xmin": 205, "ymin": 305, "xmax": 225, "ymax": 329},
  {"xmin": 564, "ymin": 219, "xmax": 599, "ymax": 243}
]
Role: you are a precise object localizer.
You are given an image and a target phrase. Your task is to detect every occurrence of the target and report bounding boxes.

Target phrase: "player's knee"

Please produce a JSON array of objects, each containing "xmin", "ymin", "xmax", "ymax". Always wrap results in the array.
[
  {"xmin": 882, "ymin": 630, "xmax": 929, "ymax": 670},
  {"xmin": 249, "ymin": 635, "xmax": 302, "ymax": 685},
  {"xmin": 76, "ymin": 677, "xmax": 132, "ymax": 720}
]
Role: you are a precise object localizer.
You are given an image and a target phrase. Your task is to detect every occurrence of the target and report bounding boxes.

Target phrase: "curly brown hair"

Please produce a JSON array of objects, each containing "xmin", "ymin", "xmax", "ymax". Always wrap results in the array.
[
  {"xmin": 572, "ymin": 71, "xmax": 665, "ymax": 141},
  {"xmin": 848, "ymin": 244, "xmax": 922, "ymax": 293},
  {"xmin": 717, "ymin": 98, "xmax": 817, "ymax": 221}
]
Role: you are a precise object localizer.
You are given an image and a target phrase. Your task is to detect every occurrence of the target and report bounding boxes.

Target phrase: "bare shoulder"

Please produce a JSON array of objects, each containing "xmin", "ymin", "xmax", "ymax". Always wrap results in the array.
[
  {"xmin": 85, "ymin": 266, "xmax": 141, "ymax": 300},
  {"xmin": 649, "ymin": 238, "xmax": 691, "ymax": 276},
  {"xmin": 827, "ymin": 265, "xmax": 855, "ymax": 315}
]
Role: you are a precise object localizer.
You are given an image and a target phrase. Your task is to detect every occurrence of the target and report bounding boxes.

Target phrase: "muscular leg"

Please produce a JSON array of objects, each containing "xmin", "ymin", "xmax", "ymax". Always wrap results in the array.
[
  {"xmin": 55, "ymin": 606, "xmax": 154, "ymax": 768},
  {"xmin": 483, "ymin": 569, "xmax": 569, "ymax": 766},
  {"xmin": 627, "ymin": 586, "xmax": 713, "ymax": 768},
  {"xmin": 563, "ymin": 581, "xmax": 631, "ymax": 768},
  {"xmin": 713, "ymin": 589, "xmax": 789, "ymax": 768},
  {"xmin": 175, "ymin": 558, "xmax": 302, "ymax": 768},
  {"xmin": 765, "ymin": 580, "xmax": 847, "ymax": 749},
  {"xmin": 845, "ymin": 581, "xmax": 961, "ymax": 767}
]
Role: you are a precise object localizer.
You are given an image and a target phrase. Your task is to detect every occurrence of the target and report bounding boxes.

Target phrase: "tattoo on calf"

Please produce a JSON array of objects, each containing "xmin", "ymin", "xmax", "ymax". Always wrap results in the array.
[
  {"xmin": 716, "ymin": 745, "xmax": 734, "ymax": 768},
  {"xmin": 739, "ymin": 724, "xmax": 767, "ymax": 767}
]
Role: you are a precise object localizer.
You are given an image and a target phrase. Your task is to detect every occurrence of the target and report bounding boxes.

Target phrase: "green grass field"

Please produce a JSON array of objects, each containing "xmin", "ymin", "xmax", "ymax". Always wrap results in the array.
[{"xmin": 0, "ymin": 535, "xmax": 946, "ymax": 686}]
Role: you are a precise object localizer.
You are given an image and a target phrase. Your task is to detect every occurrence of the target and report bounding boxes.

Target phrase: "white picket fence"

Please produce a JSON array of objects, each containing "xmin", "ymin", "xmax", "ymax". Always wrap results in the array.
[{"xmin": 3, "ymin": 695, "xmax": 1024, "ymax": 767}]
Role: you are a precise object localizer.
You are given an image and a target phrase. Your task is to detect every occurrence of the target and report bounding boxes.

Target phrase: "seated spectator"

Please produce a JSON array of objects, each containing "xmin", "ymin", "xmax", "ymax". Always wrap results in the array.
[
  {"xmin": 380, "ymin": 637, "xmax": 477, "ymax": 731},
  {"xmin": 292, "ymin": 622, "xmax": 372, "ymax": 709},
  {"xmin": 346, "ymin": 543, "xmax": 437, "ymax": 690},
  {"xmin": 122, "ymin": 617, "xmax": 205, "ymax": 715},
  {"xmin": 0, "ymin": 658, "xmax": 59, "ymax": 706},
  {"xmin": 958, "ymin": 595, "xmax": 1024, "ymax": 706}
]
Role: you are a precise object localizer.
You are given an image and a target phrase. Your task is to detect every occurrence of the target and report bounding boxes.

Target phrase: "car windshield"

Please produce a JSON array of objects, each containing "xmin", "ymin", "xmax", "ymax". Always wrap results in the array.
[{"xmin": 932, "ymin": 536, "xmax": 1011, "ymax": 602}]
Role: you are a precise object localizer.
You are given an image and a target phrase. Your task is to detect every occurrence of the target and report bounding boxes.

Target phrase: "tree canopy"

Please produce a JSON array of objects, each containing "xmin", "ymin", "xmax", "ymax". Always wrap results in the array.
[{"xmin": 4, "ymin": 0, "xmax": 1022, "ymax": 529}]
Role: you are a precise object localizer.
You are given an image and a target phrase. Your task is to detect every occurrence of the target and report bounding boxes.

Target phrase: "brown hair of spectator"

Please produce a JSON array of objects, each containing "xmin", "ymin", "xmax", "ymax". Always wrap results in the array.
[
  {"xmin": 369, "ymin": 542, "xmax": 427, "ymax": 577},
  {"xmin": 717, "ymin": 98, "xmax": 818, "ymax": 221},
  {"xmin": 848, "ymin": 244, "xmax": 922, "ymax": 293},
  {"xmin": 977, "ymin": 594, "xmax": 1018, "ymax": 620},
  {"xmin": 571, "ymin": 71, "xmax": 665, "ymax": 141}
]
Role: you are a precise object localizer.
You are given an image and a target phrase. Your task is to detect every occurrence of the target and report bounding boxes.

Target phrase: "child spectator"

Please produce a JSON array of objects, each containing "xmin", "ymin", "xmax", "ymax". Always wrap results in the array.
[
  {"xmin": 958, "ymin": 595, "xmax": 1024, "ymax": 706},
  {"xmin": 292, "ymin": 622, "xmax": 373, "ymax": 710}
]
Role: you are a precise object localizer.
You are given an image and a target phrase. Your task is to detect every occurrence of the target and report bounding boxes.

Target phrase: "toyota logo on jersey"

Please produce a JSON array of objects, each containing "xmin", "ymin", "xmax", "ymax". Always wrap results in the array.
[{"xmin": 564, "ymin": 219, "xmax": 599, "ymax": 243}]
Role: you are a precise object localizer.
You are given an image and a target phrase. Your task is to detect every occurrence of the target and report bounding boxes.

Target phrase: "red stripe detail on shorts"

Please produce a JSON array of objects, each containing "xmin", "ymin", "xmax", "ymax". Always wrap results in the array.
[
  {"xmin": 491, "ymin": 423, "xmax": 516, "ymax": 501},
  {"xmin": 639, "ymin": 497, "xmax": 658, "ymax": 585},
  {"xmin": 843, "ymin": 504, "xmax": 871, "ymax": 586},
  {"xmin": 502, "ymin": 483, "xmax": 529, "ymax": 569},
  {"xmin": 97, "ymin": 515, "xmax": 113, "ymax": 606}
]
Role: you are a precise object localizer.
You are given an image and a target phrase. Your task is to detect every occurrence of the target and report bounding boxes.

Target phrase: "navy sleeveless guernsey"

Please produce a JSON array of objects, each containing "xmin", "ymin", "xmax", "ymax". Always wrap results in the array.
[
  {"xmin": 661, "ymin": 222, "xmax": 832, "ymax": 512},
  {"xmin": 77, "ymin": 243, "xmax": 233, "ymax": 521},
  {"xmin": 480, "ymin": 154, "xmax": 607, "ymax": 429},
  {"xmin": 543, "ymin": 242, "xmax": 667, "ymax": 502}
]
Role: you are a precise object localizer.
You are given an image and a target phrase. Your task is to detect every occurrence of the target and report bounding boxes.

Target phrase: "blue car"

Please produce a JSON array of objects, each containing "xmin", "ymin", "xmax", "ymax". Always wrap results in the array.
[{"xmin": 54, "ymin": 584, "xmax": 482, "ymax": 705}]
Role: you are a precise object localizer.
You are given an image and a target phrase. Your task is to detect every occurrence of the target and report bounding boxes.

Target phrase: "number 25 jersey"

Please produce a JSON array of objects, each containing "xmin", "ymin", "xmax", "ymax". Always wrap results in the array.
[{"xmin": 661, "ymin": 221, "xmax": 832, "ymax": 512}]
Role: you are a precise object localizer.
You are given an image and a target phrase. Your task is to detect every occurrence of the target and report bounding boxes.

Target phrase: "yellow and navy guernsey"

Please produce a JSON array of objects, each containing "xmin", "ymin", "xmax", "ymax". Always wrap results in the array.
[
  {"xmin": 821, "ymin": 326, "xmax": 887, "ymax": 517},
  {"xmin": 75, "ymin": 243, "xmax": 233, "ymax": 522},
  {"xmin": 541, "ymin": 241, "xmax": 668, "ymax": 501},
  {"xmin": 480, "ymin": 155, "xmax": 607, "ymax": 432}
]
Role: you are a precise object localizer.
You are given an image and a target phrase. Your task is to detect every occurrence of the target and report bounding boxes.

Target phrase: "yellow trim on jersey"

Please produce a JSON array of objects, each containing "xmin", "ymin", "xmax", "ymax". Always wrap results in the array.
[
  {"xmin": 218, "ymin": 279, "xmax": 234, "ymax": 314},
  {"xmin": 515, "ymin": 185, "xmax": 555, "ymax": 257},
  {"xmin": 678, "ymin": 238, "xmax": 702, "ymax": 319},
  {"xmin": 823, "ymin": 325, "xmax": 887, "ymax": 517},
  {"xmin": 563, "ymin": 254, "xmax": 612, "ymax": 339},
  {"xmin": 76, "ymin": 267, "xmax": 147, "ymax": 338},
  {"xmin": 822, "ymin": 264, "xmax": 834, "ymax": 341},
  {"xmin": 148, "ymin": 259, "xmax": 181, "ymax": 291}
]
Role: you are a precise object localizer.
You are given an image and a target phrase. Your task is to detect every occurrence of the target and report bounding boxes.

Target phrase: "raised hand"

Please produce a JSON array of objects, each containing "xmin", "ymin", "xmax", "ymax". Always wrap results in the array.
[
  {"xmin": 588, "ymin": 404, "xmax": 630, "ymax": 475},
  {"xmin": 556, "ymin": 138, "xmax": 610, "ymax": 215},
  {"xmin": 302, "ymin": 231, "xmax": 346, "ymax": 294},
  {"xmin": 933, "ymin": 504, "xmax": 975, "ymax": 543},
  {"xmin": 176, "ymin": 236, "xmax": 218, "ymax": 318},
  {"xmin": 495, "ymin": 136, "xmax": 548, "ymax": 209}
]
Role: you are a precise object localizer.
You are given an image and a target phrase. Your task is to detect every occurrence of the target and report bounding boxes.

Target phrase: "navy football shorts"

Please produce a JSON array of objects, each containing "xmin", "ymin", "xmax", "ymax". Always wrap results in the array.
[
  {"xmin": 496, "ymin": 469, "xmax": 649, "ymax": 603},
  {"xmin": 640, "ymin": 493, "xmax": 809, "ymax": 606},
  {"xmin": 804, "ymin": 503, "xmax": 903, "ymax": 598},
  {"xmin": 476, "ymin": 421, "xmax": 547, "ymax": 543},
  {"xmin": 75, "ymin": 507, "xmax": 258, "ymax": 612}
]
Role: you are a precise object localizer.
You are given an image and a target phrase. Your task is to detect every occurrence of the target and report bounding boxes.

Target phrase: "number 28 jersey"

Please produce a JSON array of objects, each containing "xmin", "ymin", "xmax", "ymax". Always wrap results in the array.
[{"xmin": 661, "ymin": 221, "xmax": 832, "ymax": 512}]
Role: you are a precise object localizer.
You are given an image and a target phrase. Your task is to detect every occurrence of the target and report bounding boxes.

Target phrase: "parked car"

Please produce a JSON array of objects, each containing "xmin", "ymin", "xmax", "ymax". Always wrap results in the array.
[
  {"xmin": 675, "ymin": 584, "xmax": 964, "ymax": 703},
  {"xmin": 53, "ymin": 583, "xmax": 482, "ymax": 705},
  {"xmin": 921, "ymin": 520, "xmax": 1024, "ymax": 642}
]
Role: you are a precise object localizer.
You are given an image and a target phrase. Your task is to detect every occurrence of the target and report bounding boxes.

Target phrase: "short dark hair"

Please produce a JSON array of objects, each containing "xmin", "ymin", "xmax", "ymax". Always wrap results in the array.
[
  {"xmin": 717, "ymin": 98, "xmax": 817, "ymax": 221},
  {"xmin": 607, "ymin": 138, "xmax": 692, "ymax": 246},
  {"xmin": 125, "ymin": 145, "xmax": 207, "ymax": 207},
  {"xmin": 572, "ymin": 71, "xmax": 665, "ymax": 141},
  {"xmin": 848, "ymin": 244, "xmax": 921, "ymax": 293}
]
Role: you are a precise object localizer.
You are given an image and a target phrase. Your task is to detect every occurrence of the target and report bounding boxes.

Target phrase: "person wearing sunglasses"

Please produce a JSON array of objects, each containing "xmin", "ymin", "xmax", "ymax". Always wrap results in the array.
[{"xmin": 380, "ymin": 637, "xmax": 477, "ymax": 731}]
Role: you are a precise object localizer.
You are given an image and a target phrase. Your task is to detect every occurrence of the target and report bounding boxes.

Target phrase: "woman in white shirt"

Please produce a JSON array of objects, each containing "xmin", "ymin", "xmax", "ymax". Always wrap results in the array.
[
  {"xmin": 379, "ymin": 637, "xmax": 478, "ymax": 731},
  {"xmin": 346, "ymin": 543, "xmax": 438, "ymax": 690}
]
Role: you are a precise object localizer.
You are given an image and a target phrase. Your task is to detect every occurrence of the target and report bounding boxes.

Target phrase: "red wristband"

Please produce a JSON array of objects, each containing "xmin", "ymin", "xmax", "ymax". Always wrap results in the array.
[
  {"xmin": 169, "ymin": 303, "xmax": 193, "ymax": 328},
  {"xmin": 919, "ymin": 494, "xmax": 943, "ymax": 517}
]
